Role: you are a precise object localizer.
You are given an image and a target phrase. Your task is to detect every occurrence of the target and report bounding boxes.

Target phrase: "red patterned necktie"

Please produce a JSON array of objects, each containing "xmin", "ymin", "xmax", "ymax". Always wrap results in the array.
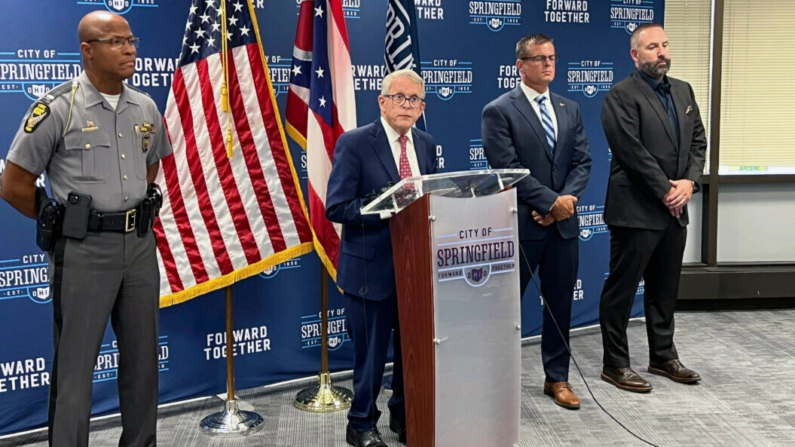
[
  {"xmin": 397, "ymin": 134, "xmax": 416, "ymax": 195},
  {"xmin": 398, "ymin": 134, "xmax": 412, "ymax": 179}
]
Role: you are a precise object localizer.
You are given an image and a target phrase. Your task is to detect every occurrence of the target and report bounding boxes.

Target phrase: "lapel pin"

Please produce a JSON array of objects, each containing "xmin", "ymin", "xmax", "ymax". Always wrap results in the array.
[
  {"xmin": 559, "ymin": 102, "xmax": 565, "ymax": 107},
  {"xmin": 685, "ymin": 105, "xmax": 692, "ymax": 115}
]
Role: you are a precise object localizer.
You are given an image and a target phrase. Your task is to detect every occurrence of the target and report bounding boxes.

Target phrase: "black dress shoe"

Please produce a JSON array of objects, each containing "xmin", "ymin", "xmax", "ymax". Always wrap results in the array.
[
  {"xmin": 648, "ymin": 359, "xmax": 701, "ymax": 383},
  {"xmin": 389, "ymin": 414, "xmax": 407, "ymax": 444},
  {"xmin": 601, "ymin": 366, "xmax": 653, "ymax": 393},
  {"xmin": 346, "ymin": 424, "xmax": 388, "ymax": 447}
]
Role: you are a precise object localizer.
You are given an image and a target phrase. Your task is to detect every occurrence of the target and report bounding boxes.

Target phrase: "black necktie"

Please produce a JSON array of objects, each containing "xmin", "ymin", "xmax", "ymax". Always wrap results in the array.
[{"xmin": 657, "ymin": 83, "xmax": 679, "ymax": 145}]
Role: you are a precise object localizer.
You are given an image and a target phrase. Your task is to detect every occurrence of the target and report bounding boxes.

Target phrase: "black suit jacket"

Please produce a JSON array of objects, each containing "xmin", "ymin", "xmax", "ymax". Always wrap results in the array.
[
  {"xmin": 482, "ymin": 87, "xmax": 592, "ymax": 241},
  {"xmin": 601, "ymin": 71, "xmax": 707, "ymax": 230}
]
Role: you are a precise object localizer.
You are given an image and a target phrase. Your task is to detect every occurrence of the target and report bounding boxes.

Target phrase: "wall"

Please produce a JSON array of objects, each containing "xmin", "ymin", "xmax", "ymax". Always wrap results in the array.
[{"xmin": 717, "ymin": 184, "xmax": 795, "ymax": 263}]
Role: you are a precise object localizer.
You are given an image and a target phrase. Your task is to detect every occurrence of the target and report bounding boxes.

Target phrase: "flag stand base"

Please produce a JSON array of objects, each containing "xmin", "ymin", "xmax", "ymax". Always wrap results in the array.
[
  {"xmin": 294, "ymin": 372, "xmax": 353, "ymax": 412},
  {"xmin": 199, "ymin": 399, "xmax": 264, "ymax": 436}
]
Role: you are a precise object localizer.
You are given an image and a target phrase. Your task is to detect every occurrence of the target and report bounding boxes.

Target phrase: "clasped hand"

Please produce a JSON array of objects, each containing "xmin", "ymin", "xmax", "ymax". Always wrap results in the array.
[
  {"xmin": 663, "ymin": 179, "xmax": 693, "ymax": 218},
  {"xmin": 533, "ymin": 195, "xmax": 577, "ymax": 226}
]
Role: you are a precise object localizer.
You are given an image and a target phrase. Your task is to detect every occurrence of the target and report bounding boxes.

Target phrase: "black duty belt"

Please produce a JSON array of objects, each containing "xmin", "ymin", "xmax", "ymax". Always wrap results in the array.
[{"xmin": 87, "ymin": 209, "xmax": 137, "ymax": 233}]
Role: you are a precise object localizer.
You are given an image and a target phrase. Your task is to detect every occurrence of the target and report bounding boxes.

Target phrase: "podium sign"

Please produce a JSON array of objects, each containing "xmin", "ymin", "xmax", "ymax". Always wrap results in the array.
[
  {"xmin": 366, "ymin": 169, "xmax": 527, "ymax": 447},
  {"xmin": 430, "ymin": 191, "xmax": 521, "ymax": 446}
]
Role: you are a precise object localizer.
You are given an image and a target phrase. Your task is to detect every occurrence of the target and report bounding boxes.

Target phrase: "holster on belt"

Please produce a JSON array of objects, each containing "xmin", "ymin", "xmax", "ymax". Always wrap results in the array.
[
  {"xmin": 135, "ymin": 183, "xmax": 163, "ymax": 237},
  {"xmin": 35, "ymin": 187, "xmax": 63, "ymax": 252}
]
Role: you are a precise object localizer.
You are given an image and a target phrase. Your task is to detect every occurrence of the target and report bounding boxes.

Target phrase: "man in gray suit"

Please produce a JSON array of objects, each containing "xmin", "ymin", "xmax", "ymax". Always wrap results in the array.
[{"xmin": 599, "ymin": 23, "xmax": 706, "ymax": 392}]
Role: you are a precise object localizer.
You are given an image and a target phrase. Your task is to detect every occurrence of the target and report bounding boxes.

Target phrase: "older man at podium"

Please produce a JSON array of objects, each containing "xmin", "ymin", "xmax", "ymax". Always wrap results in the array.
[{"xmin": 326, "ymin": 69, "xmax": 438, "ymax": 447}]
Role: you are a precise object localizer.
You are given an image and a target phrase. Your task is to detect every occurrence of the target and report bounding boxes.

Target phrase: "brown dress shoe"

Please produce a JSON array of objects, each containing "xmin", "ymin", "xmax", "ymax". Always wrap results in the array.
[
  {"xmin": 543, "ymin": 381, "xmax": 581, "ymax": 409},
  {"xmin": 601, "ymin": 366, "xmax": 653, "ymax": 393},
  {"xmin": 648, "ymin": 359, "xmax": 701, "ymax": 383}
]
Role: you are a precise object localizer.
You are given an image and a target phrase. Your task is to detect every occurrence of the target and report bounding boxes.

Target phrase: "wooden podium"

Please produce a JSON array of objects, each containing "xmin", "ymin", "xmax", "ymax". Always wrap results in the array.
[{"xmin": 362, "ymin": 169, "xmax": 528, "ymax": 447}]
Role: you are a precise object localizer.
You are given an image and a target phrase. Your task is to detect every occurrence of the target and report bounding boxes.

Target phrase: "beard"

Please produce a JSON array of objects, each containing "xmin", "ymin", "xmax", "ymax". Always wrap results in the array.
[{"xmin": 639, "ymin": 56, "xmax": 671, "ymax": 78}]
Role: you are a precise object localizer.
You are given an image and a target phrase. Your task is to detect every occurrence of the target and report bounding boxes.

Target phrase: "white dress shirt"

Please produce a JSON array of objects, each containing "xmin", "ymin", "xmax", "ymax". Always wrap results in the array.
[
  {"xmin": 380, "ymin": 116, "xmax": 420, "ymax": 178},
  {"xmin": 519, "ymin": 82, "xmax": 558, "ymax": 140}
]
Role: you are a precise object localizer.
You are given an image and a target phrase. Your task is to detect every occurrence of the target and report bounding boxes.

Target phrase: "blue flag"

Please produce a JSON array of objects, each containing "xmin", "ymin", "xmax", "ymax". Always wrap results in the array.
[{"xmin": 385, "ymin": 0, "xmax": 426, "ymax": 131}]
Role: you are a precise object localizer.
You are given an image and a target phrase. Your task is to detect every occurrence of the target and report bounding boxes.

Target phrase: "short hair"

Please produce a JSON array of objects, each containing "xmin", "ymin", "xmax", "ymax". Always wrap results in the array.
[
  {"xmin": 381, "ymin": 69, "xmax": 425, "ymax": 97},
  {"xmin": 515, "ymin": 34, "xmax": 553, "ymax": 59},
  {"xmin": 630, "ymin": 23, "xmax": 664, "ymax": 50}
]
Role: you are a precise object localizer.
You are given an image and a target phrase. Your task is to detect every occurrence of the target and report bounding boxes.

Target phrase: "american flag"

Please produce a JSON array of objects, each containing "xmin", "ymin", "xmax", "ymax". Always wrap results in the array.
[
  {"xmin": 385, "ymin": 0, "xmax": 426, "ymax": 131},
  {"xmin": 154, "ymin": 0, "xmax": 314, "ymax": 306},
  {"xmin": 285, "ymin": 0, "xmax": 356, "ymax": 281}
]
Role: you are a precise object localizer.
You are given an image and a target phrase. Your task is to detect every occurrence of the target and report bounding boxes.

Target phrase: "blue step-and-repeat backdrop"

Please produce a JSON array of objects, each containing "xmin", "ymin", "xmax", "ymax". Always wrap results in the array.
[{"xmin": 0, "ymin": 0, "xmax": 661, "ymax": 435}]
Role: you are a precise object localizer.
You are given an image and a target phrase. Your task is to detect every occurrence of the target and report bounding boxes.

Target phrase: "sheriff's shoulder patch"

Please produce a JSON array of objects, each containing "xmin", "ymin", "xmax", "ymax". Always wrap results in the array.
[{"xmin": 24, "ymin": 103, "xmax": 50, "ymax": 133}]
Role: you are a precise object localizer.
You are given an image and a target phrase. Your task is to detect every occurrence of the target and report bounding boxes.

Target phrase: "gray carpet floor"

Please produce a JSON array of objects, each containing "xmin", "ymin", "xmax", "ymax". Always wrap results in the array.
[{"xmin": 4, "ymin": 310, "xmax": 795, "ymax": 446}]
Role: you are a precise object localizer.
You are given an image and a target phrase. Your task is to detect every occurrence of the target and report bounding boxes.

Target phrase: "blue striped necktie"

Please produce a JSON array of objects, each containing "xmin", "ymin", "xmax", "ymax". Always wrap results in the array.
[{"xmin": 535, "ymin": 95, "xmax": 556, "ymax": 152}]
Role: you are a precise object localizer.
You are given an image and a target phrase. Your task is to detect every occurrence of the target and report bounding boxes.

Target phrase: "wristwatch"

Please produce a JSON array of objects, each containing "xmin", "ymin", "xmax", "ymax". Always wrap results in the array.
[{"xmin": 690, "ymin": 180, "xmax": 699, "ymax": 193}]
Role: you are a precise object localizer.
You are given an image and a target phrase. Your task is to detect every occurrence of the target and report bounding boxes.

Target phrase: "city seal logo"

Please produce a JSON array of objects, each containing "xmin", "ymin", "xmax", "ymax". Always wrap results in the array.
[
  {"xmin": 77, "ymin": 0, "xmax": 160, "ymax": 16},
  {"xmin": 421, "ymin": 60, "xmax": 474, "ymax": 101},
  {"xmin": 577, "ymin": 205, "xmax": 607, "ymax": 241},
  {"xmin": 259, "ymin": 264, "xmax": 280, "ymax": 279},
  {"xmin": 107, "ymin": 0, "xmax": 127, "ymax": 12},
  {"xmin": 610, "ymin": 0, "xmax": 655, "ymax": 35},
  {"xmin": 568, "ymin": 61, "xmax": 614, "ymax": 98},
  {"xmin": 31, "ymin": 287, "xmax": 50, "ymax": 301},
  {"xmin": 301, "ymin": 310, "xmax": 350, "ymax": 351},
  {"xmin": 566, "ymin": 60, "xmax": 614, "ymax": 98},
  {"xmin": 470, "ymin": 0, "xmax": 522, "ymax": 32},
  {"xmin": 30, "ymin": 84, "xmax": 48, "ymax": 98},
  {"xmin": 0, "ymin": 255, "xmax": 50, "ymax": 304},
  {"xmin": 0, "ymin": 49, "xmax": 82, "ymax": 101},
  {"xmin": 258, "ymin": 258, "xmax": 302, "ymax": 279},
  {"xmin": 464, "ymin": 265, "xmax": 491, "ymax": 287},
  {"xmin": 436, "ymin": 227, "xmax": 515, "ymax": 288}
]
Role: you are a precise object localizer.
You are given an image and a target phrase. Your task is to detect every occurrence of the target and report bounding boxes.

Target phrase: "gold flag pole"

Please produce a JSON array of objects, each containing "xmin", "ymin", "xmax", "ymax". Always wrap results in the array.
[
  {"xmin": 199, "ymin": 0, "xmax": 263, "ymax": 435},
  {"xmin": 294, "ymin": 265, "xmax": 353, "ymax": 411},
  {"xmin": 221, "ymin": 0, "xmax": 233, "ymax": 159}
]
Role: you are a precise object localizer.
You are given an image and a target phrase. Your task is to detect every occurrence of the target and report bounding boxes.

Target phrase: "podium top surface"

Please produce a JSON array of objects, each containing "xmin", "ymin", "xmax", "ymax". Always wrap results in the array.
[{"xmin": 360, "ymin": 168, "xmax": 529, "ymax": 216}]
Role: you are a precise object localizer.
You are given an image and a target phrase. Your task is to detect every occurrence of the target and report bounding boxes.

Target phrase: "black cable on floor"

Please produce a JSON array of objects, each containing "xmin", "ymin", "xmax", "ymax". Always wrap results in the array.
[{"xmin": 520, "ymin": 245, "xmax": 660, "ymax": 447}]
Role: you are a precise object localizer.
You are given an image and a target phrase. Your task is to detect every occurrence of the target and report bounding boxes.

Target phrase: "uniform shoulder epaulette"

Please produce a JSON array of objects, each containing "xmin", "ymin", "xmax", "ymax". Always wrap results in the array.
[
  {"xmin": 37, "ymin": 80, "xmax": 77, "ymax": 105},
  {"xmin": 125, "ymin": 83, "xmax": 152, "ymax": 98}
]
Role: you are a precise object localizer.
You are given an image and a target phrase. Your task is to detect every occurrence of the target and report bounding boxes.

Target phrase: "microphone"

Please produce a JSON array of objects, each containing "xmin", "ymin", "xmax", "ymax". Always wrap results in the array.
[{"xmin": 362, "ymin": 182, "xmax": 396, "ymax": 206}]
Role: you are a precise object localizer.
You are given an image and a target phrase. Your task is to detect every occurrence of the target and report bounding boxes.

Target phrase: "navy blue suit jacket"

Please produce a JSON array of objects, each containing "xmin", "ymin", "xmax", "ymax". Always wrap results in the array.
[
  {"xmin": 481, "ymin": 87, "xmax": 592, "ymax": 241},
  {"xmin": 326, "ymin": 119, "xmax": 437, "ymax": 301}
]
